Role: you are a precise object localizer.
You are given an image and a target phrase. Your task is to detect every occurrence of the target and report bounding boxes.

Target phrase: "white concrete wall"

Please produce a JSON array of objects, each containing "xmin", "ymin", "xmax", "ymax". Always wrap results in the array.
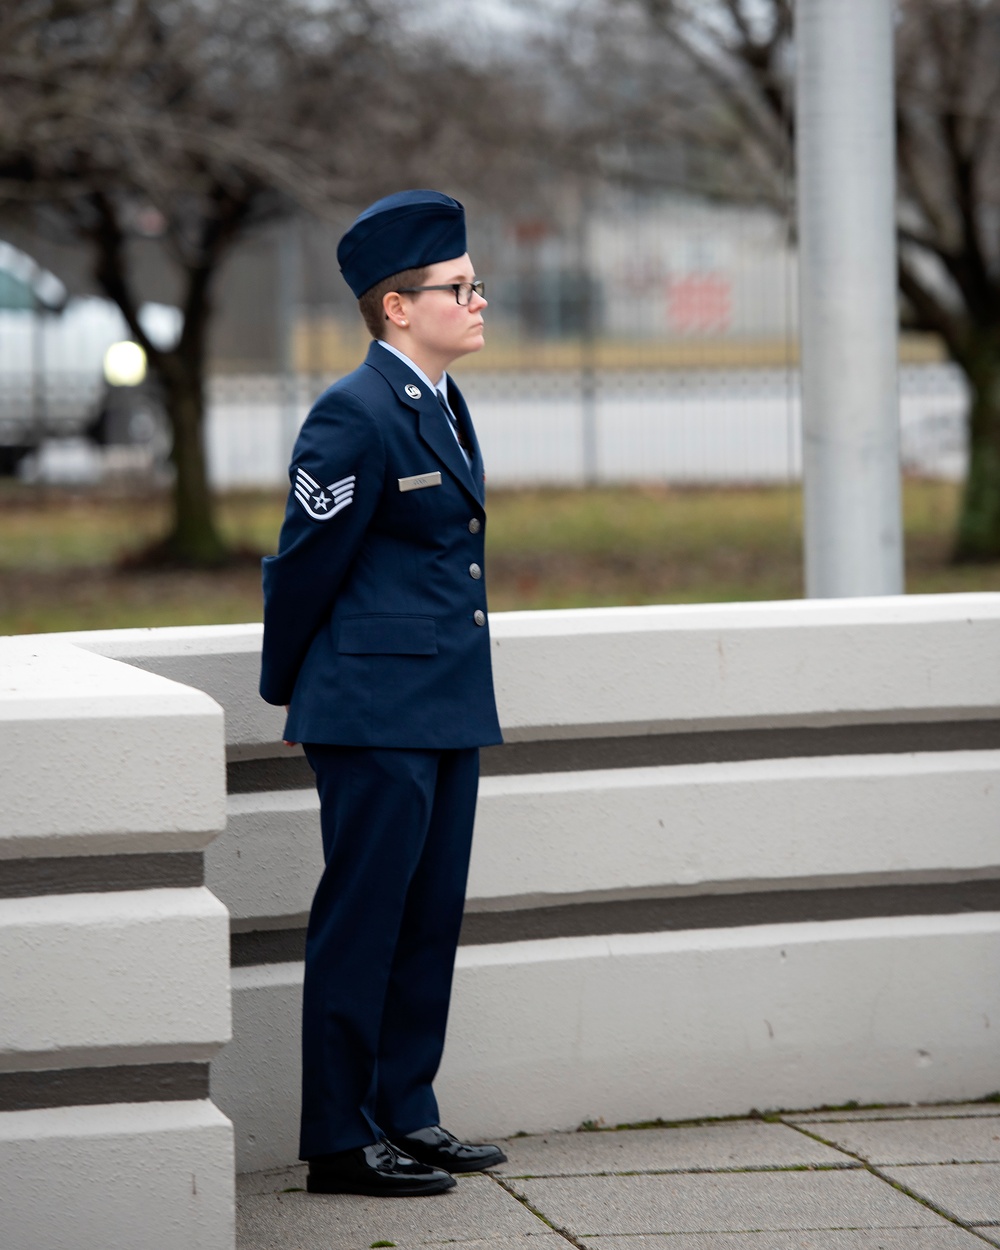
[
  {"xmin": 64, "ymin": 590, "xmax": 1000, "ymax": 743},
  {"xmin": 473, "ymin": 752, "xmax": 1000, "ymax": 899},
  {"xmin": 1, "ymin": 637, "xmax": 225, "ymax": 856},
  {"xmin": 0, "ymin": 635, "xmax": 233, "ymax": 1250},
  {"xmin": 217, "ymin": 749, "xmax": 999, "ymax": 924},
  {"xmin": 0, "ymin": 1102, "xmax": 234, "ymax": 1250},
  {"xmin": 65, "ymin": 595, "xmax": 1000, "ymax": 1171},
  {"xmin": 212, "ymin": 965, "xmax": 303, "ymax": 1175},
  {"xmin": 0, "ymin": 889, "xmax": 230, "ymax": 1072},
  {"xmin": 8, "ymin": 594, "xmax": 1000, "ymax": 1179},
  {"xmin": 218, "ymin": 910, "xmax": 1000, "ymax": 1170},
  {"xmin": 441, "ymin": 915, "xmax": 1000, "ymax": 1134},
  {"xmin": 490, "ymin": 595, "xmax": 1000, "ymax": 737}
]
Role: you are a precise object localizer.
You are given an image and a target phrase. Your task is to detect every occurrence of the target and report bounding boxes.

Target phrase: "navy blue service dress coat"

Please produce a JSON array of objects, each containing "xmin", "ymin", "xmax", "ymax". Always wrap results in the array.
[
  {"xmin": 260, "ymin": 339, "xmax": 502, "ymax": 1158},
  {"xmin": 260, "ymin": 340, "xmax": 502, "ymax": 750}
]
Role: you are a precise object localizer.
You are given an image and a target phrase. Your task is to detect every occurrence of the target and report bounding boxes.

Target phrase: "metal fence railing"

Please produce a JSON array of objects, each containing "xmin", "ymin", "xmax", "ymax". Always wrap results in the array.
[
  {"xmin": 202, "ymin": 362, "xmax": 967, "ymax": 491},
  {"xmin": 0, "ymin": 195, "xmax": 973, "ymax": 490}
]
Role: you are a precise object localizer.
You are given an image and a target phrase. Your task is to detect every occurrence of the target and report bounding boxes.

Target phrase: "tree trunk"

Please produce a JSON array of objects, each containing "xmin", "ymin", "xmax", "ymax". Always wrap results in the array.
[
  {"xmin": 84, "ymin": 191, "xmax": 232, "ymax": 566},
  {"xmin": 954, "ymin": 330, "xmax": 1000, "ymax": 563},
  {"xmin": 157, "ymin": 353, "xmax": 229, "ymax": 566}
]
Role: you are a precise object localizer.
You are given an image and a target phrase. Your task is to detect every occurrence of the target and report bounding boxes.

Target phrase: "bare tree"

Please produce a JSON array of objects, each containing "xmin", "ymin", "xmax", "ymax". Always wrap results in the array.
[
  {"xmin": 895, "ymin": 1, "xmax": 1000, "ymax": 560},
  {"xmin": 0, "ymin": 0, "xmax": 536, "ymax": 564},
  {"xmin": 582, "ymin": 0, "xmax": 1000, "ymax": 562}
]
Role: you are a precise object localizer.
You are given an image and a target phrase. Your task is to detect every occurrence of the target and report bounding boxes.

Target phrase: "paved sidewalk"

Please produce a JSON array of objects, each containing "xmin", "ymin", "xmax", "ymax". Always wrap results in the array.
[{"xmin": 237, "ymin": 1102, "xmax": 1000, "ymax": 1249}]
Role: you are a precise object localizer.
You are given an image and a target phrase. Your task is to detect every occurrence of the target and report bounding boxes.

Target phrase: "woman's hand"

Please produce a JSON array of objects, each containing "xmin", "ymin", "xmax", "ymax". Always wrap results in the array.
[{"xmin": 283, "ymin": 705, "xmax": 298, "ymax": 747}]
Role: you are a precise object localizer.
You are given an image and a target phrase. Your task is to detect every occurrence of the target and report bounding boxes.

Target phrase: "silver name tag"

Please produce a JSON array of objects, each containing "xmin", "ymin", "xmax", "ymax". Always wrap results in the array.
[{"xmin": 398, "ymin": 471, "xmax": 442, "ymax": 492}]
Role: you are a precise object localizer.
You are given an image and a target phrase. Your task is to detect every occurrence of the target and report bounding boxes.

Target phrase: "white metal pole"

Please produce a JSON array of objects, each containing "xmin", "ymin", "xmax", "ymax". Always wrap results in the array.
[{"xmin": 796, "ymin": 0, "xmax": 904, "ymax": 597}]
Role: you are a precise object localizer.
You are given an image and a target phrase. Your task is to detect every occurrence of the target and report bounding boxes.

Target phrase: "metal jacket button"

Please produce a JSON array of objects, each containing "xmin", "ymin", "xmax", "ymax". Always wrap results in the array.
[
  {"xmin": 468, "ymin": 518, "xmax": 481, "ymax": 534},
  {"xmin": 469, "ymin": 563, "xmax": 482, "ymax": 579},
  {"xmin": 473, "ymin": 609, "xmax": 485, "ymax": 626}
]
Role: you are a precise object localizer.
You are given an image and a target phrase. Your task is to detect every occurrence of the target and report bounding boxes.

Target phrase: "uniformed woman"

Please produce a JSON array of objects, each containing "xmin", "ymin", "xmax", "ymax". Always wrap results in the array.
[{"xmin": 260, "ymin": 190, "xmax": 506, "ymax": 1197}]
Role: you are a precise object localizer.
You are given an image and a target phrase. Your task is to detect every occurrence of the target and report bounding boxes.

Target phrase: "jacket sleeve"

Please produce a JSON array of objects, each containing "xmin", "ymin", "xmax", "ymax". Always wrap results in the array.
[{"xmin": 259, "ymin": 387, "xmax": 386, "ymax": 706}]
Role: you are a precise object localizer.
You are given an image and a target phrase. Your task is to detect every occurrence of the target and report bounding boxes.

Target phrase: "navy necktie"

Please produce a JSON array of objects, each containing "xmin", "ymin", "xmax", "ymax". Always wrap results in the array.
[{"xmin": 437, "ymin": 388, "xmax": 470, "ymax": 455}]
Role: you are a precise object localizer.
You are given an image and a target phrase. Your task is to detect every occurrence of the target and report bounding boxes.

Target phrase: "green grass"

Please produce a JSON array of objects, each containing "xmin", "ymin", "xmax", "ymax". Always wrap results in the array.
[
  {"xmin": 0, "ymin": 479, "xmax": 997, "ymax": 634},
  {"xmin": 485, "ymin": 484, "xmax": 805, "ymax": 608},
  {"xmin": 0, "ymin": 484, "xmax": 281, "ymax": 571}
]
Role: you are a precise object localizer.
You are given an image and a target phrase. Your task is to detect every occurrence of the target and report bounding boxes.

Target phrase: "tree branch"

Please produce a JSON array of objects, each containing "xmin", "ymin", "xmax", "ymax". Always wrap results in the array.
[
  {"xmin": 85, "ymin": 191, "xmax": 161, "ymax": 366},
  {"xmin": 898, "ymin": 250, "xmax": 965, "ymax": 362}
]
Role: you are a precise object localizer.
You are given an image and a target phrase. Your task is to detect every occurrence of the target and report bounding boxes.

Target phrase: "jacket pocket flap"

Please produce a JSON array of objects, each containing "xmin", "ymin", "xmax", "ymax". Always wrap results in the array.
[{"xmin": 338, "ymin": 615, "xmax": 437, "ymax": 655}]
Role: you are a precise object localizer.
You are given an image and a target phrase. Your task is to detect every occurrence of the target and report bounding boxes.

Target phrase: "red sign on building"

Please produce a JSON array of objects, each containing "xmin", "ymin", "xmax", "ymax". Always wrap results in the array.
[{"xmin": 667, "ymin": 273, "xmax": 732, "ymax": 334}]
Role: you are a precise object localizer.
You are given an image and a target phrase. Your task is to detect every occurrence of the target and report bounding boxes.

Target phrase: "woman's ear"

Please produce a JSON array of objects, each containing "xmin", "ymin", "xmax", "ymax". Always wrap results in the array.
[{"xmin": 383, "ymin": 291, "xmax": 408, "ymax": 328}]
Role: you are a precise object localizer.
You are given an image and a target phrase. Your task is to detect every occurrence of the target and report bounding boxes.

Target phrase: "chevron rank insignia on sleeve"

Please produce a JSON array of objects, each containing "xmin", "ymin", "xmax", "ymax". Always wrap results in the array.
[{"xmin": 293, "ymin": 467, "xmax": 356, "ymax": 520}]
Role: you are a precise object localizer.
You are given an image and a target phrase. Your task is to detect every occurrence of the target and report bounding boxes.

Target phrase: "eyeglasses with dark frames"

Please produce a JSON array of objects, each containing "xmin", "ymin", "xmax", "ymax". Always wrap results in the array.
[{"xmin": 395, "ymin": 280, "xmax": 485, "ymax": 306}]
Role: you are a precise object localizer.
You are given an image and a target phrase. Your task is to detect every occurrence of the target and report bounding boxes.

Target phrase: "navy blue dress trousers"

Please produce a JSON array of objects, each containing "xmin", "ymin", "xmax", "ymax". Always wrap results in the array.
[{"xmin": 260, "ymin": 341, "xmax": 502, "ymax": 1158}]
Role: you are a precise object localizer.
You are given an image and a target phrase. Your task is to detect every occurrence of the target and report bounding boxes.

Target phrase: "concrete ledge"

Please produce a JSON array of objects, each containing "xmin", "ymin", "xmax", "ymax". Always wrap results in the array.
[
  {"xmin": 471, "ymin": 751, "xmax": 1000, "ymax": 900},
  {"xmin": 219, "ymin": 913, "xmax": 1000, "ymax": 1171},
  {"xmin": 0, "ymin": 852, "xmax": 204, "ymax": 900},
  {"xmin": 0, "ymin": 1099, "xmax": 234, "ymax": 1250},
  {"xmin": 212, "ymin": 792, "xmax": 322, "ymax": 924},
  {"xmin": 64, "ymin": 596, "xmax": 1000, "ymax": 750},
  {"xmin": 211, "ymin": 751, "xmax": 1000, "ymax": 925},
  {"xmin": 67, "ymin": 624, "xmax": 284, "ymax": 751},
  {"xmin": 438, "ymin": 912, "xmax": 1000, "ymax": 1138},
  {"xmin": 458, "ymin": 879, "xmax": 1000, "ymax": 943},
  {"xmin": 214, "ymin": 963, "xmax": 303, "ymax": 1172},
  {"xmin": 0, "ymin": 888, "xmax": 231, "ymax": 1072},
  {"xmin": 491, "ymin": 595, "xmax": 1000, "ymax": 738},
  {"xmin": 0, "ymin": 1062, "xmax": 210, "ymax": 1112},
  {"xmin": 0, "ymin": 637, "xmax": 224, "ymax": 857},
  {"xmin": 14, "ymin": 602, "xmax": 999, "ymax": 1185},
  {"xmin": 225, "ymin": 877, "xmax": 1000, "ymax": 962},
  {"xmin": 1, "ymin": 632, "xmax": 234, "ymax": 1247}
]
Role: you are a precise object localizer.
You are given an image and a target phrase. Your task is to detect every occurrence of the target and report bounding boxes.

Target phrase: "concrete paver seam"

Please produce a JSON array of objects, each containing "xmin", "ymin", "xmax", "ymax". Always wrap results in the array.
[
  {"xmin": 799, "ymin": 1114, "xmax": 1000, "ymax": 1123},
  {"xmin": 786, "ymin": 1121, "xmax": 1000, "ymax": 1247},
  {"xmin": 866, "ymin": 1164, "xmax": 1000, "ymax": 1249},
  {"xmin": 499, "ymin": 1162, "xmax": 864, "ymax": 1180},
  {"xmin": 889, "ymin": 1159, "xmax": 1000, "ymax": 1167},
  {"xmin": 546, "ymin": 1225, "xmax": 988, "ymax": 1238},
  {"xmin": 782, "ymin": 1105, "xmax": 1000, "ymax": 1125},
  {"xmin": 488, "ymin": 1173, "xmax": 588, "ymax": 1250}
]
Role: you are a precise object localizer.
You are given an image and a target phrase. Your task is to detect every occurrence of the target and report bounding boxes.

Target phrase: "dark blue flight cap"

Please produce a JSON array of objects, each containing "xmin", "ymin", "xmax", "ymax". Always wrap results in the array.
[{"xmin": 337, "ymin": 189, "xmax": 467, "ymax": 299}]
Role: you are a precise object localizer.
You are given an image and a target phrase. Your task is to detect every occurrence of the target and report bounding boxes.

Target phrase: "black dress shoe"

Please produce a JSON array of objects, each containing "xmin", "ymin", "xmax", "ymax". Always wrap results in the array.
[
  {"xmin": 306, "ymin": 1139, "xmax": 456, "ymax": 1196},
  {"xmin": 388, "ymin": 1124, "xmax": 507, "ymax": 1174}
]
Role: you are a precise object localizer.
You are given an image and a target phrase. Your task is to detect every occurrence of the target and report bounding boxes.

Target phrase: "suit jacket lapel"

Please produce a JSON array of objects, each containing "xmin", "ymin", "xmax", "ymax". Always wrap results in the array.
[
  {"xmin": 416, "ymin": 398, "xmax": 476, "ymax": 497},
  {"xmin": 364, "ymin": 342, "xmax": 483, "ymax": 506}
]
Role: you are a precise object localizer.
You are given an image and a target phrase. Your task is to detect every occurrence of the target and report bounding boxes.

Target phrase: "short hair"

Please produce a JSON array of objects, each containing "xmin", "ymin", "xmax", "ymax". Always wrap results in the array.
[{"xmin": 358, "ymin": 266, "xmax": 429, "ymax": 338}]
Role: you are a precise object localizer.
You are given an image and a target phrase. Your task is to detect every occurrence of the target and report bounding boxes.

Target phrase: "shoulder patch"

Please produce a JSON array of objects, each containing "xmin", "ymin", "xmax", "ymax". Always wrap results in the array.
[{"xmin": 293, "ymin": 466, "xmax": 356, "ymax": 520}]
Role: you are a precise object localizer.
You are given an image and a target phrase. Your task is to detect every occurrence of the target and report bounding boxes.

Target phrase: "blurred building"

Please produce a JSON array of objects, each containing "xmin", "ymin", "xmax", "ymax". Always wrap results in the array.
[{"xmin": 0, "ymin": 189, "xmax": 958, "ymax": 487}]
